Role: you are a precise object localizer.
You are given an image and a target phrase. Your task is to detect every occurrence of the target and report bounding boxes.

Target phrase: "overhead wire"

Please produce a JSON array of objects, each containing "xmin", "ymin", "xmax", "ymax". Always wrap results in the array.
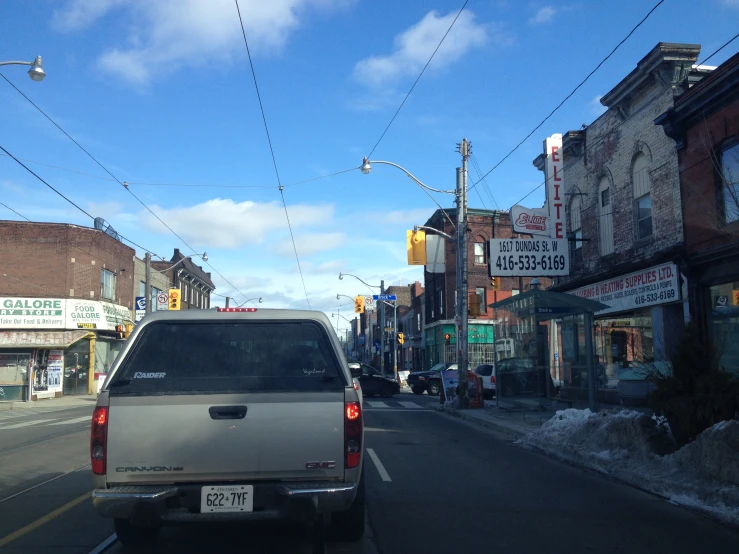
[
  {"xmin": 1, "ymin": 77, "xmax": 253, "ymax": 304},
  {"xmin": 697, "ymin": 31, "xmax": 739, "ymax": 66},
  {"xmin": 234, "ymin": 0, "xmax": 311, "ymax": 310},
  {"xmin": 471, "ymin": 0, "xmax": 665, "ymax": 190},
  {"xmin": 366, "ymin": 0, "xmax": 470, "ymax": 158}
]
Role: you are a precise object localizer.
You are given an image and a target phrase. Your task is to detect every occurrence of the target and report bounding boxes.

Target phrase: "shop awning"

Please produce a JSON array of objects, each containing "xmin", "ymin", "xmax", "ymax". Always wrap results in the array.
[
  {"xmin": 488, "ymin": 288, "xmax": 609, "ymax": 319},
  {"xmin": 0, "ymin": 330, "xmax": 94, "ymax": 349}
]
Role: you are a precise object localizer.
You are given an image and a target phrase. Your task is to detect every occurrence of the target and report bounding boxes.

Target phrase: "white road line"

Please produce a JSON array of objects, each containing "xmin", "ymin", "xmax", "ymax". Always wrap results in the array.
[
  {"xmin": 0, "ymin": 418, "xmax": 58, "ymax": 430},
  {"xmin": 366, "ymin": 401, "xmax": 390, "ymax": 408},
  {"xmin": 366, "ymin": 448, "xmax": 392, "ymax": 482},
  {"xmin": 88, "ymin": 533, "xmax": 117, "ymax": 554},
  {"xmin": 397, "ymin": 401, "xmax": 424, "ymax": 409},
  {"xmin": 49, "ymin": 416, "xmax": 91, "ymax": 425}
]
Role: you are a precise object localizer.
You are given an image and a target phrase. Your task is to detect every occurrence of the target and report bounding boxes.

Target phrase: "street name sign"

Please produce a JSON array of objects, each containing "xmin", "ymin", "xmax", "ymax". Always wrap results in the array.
[{"xmin": 373, "ymin": 294, "xmax": 397, "ymax": 301}]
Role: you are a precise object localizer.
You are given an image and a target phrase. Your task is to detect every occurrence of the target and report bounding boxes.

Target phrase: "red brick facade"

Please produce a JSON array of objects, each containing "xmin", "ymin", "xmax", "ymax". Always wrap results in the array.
[{"xmin": 0, "ymin": 221, "xmax": 135, "ymax": 309}]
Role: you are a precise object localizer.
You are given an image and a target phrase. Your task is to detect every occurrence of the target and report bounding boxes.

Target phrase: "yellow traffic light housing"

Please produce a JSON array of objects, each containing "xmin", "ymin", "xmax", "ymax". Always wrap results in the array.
[
  {"xmin": 397, "ymin": 332, "xmax": 404, "ymax": 345},
  {"xmin": 406, "ymin": 229, "xmax": 427, "ymax": 265},
  {"xmin": 168, "ymin": 288, "xmax": 181, "ymax": 310},
  {"xmin": 354, "ymin": 296, "xmax": 365, "ymax": 314},
  {"xmin": 491, "ymin": 277, "xmax": 498, "ymax": 288}
]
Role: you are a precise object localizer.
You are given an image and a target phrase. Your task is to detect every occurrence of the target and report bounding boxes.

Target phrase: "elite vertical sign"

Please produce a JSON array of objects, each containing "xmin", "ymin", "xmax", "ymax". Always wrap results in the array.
[{"xmin": 489, "ymin": 134, "xmax": 570, "ymax": 276}]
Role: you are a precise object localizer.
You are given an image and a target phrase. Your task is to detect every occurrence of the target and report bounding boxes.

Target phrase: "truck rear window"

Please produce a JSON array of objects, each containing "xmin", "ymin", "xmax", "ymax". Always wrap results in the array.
[{"xmin": 109, "ymin": 321, "xmax": 346, "ymax": 394}]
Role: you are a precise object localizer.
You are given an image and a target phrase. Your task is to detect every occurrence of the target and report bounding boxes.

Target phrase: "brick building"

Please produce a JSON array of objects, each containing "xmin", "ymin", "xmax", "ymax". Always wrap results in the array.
[
  {"xmin": 0, "ymin": 220, "xmax": 135, "ymax": 399},
  {"xmin": 397, "ymin": 281, "xmax": 424, "ymax": 373},
  {"xmin": 534, "ymin": 43, "xmax": 713, "ymax": 404},
  {"xmin": 656, "ymin": 49, "xmax": 739, "ymax": 381},
  {"xmin": 151, "ymin": 249, "xmax": 215, "ymax": 310},
  {"xmin": 422, "ymin": 208, "xmax": 551, "ymax": 368}
]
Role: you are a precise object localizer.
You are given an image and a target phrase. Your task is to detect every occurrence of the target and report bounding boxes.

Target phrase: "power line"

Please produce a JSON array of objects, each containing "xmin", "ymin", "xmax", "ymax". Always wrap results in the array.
[
  {"xmin": 471, "ymin": 0, "xmax": 665, "ymax": 190},
  {"xmin": 698, "ymin": 31, "xmax": 739, "ymax": 66},
  {"xmin": 0, "ymin": 202, "xmax": 31, "ymax": 221},
  {"xmin": 471, "ymin": 153, "xmax": 500, "ymax": 209},
  {"xmin": 366, "ymin": 0, "xmax": 470, "ymax": 158},
  {"xmin": 234, "ymin": 0, "xmax": 311, "ymax": 310}
]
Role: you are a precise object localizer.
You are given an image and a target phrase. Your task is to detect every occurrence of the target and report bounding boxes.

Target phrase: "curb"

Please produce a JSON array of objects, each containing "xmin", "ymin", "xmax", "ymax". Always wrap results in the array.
[{"xmin": 436, "ymin": 405, "xmax": 532, "ymax": 440}]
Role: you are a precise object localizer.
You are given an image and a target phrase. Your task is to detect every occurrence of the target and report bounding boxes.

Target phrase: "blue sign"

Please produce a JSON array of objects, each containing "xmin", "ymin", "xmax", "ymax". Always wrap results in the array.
[
  {"xmin": 374, "ymin": 339, "xmax": 381, "ymax": 348},
  {"xmin": 358, "ymin": 334, "xmax": 366, "ymax": 345},
  {"xmin": 135, "ymin": 297, "xmax": 146, "ymax": 310},
  {"xmin": 373, "ymin": 294, "xmax": 397, "ymax": 301}
]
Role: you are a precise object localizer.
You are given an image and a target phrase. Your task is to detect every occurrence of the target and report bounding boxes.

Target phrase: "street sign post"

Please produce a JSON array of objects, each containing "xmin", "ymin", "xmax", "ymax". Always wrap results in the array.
[
  {"xmin": 156, "ymin": 292, "xmax": 169, "ymax": 311},
  {"xmin": 135, "ymin": 297, "xmax": 146, "ymax": 322},
  {"xmin": 373, "ymin": 294, "xmax": 397, "ymax": 301},
  {"xmin": 364, "ymin": 296, "xmax": 375, "ymax": 311}
]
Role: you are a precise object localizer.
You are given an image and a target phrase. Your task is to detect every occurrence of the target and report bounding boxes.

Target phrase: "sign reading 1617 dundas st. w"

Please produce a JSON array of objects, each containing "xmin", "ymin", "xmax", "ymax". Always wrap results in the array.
[{"xmin": 490, "ymin": 133, "xmax": 570, "ymax": 277}]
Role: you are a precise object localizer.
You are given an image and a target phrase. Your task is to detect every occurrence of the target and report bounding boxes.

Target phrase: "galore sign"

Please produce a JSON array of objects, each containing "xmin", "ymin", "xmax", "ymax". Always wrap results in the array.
[{"xmin": 0, "ymin": 297, "xmax": 132, "ymax": 331}]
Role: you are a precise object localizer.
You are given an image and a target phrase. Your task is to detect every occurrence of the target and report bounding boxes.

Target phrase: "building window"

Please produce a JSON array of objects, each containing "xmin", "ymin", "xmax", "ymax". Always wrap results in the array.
[
  {"xmin": 475, "ymin": 287, "xmax": 486, "ymax": 315},
  {"xmin": 205, "ymin": 294, "xmax": 210, "ymax": 309},
  {"xmin": 570, "ymin": 195, "xmax": 583, "ymax": 265},
  {"xmin": 438, "ymin": 290, "xmax": 444, "ymax": 317},
  {"xmin": 139, "ymin": 281, "xmax": 145, "ymax": 297},
  {"xmin": 721, "ymin": 139, "xmax": 739, "ymax": 224},
  {"xmin": 417, "ymin": 313, "xmax": 421, "ymax": 331},
  {"xmin": 511, "ymin": 289, "xmax": 519, "ymax": 296},
  {"xmin": 474, "ymin": 241, "xmax": 486, "ymax": 265},
  {"xmin": 599, "ymin": 176, "xmax": 614, "ymax": 256},
  {"xmin": 633, "ymin": 152, "xmax": 652, "ymax": 240},
  {"xmin": 152, "ymin": 287, "xmax": 162, "ymax": 311},
  {"xmin": 100, "ymin": 269, "xmax": 116, "ymax": 300}
]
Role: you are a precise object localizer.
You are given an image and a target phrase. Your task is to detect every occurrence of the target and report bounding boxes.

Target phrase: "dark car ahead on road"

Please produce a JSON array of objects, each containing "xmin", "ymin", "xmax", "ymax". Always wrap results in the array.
[
  {"xmin": 348, "ymin": 362, "xmax": 400, "ymax": 398},
  {"xmin": 407, "ymin": 362, "xmax": 455, "ymax": 396}
]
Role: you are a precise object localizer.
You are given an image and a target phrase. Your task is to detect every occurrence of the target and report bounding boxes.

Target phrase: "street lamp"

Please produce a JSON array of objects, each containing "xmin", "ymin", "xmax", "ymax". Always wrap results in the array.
[
  {"xmin": 0, "ymin": 56, "xmax": 46, "ymax": 81},
  {"xmin": 361, "ymin": 141, "xmax": 472, "ymax": 408},
  {"xmin": 339, "ymin": 273, "xmax": 386, "ymax": 373},
  {"xmin": 237, "ymin": 297, "xmax": 262, "ymax": 307}
]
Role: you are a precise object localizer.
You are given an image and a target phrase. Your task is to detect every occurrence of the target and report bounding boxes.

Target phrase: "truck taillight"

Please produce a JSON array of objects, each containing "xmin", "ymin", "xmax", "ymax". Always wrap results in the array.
[
  {"xmin": 344, "ymin": 401, "xmax": 362, "ymax": 469},
  {"xmin": 491, "ymin": 375, "xmax": 496, "ymax": 384},
  {"xmin": 90, "ymin": 406, "xmax": 108, "ymax": 475}
]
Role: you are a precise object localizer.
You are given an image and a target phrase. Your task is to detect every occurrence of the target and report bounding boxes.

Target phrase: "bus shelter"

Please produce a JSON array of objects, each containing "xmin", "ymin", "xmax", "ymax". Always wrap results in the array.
[{"xmin": 489, "ymin": 288, "xmax": 608, "ymax": 412}]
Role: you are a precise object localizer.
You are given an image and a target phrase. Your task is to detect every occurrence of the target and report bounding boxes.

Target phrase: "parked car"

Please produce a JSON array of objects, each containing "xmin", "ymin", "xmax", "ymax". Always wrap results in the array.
[
  {"xmin": 474, "ymin": 364, "xmax": 496, "ymax": 399},
  {"xmin": 91, "ymin": 308, "xmax": 365, "ymax": 548},
  {"xmin": 351, "ymin": 362, "xmax": 399, "ymax": 398},
  {"xmin": 406, "ymin": 362, "xmax": 468, "ymax": 396}
]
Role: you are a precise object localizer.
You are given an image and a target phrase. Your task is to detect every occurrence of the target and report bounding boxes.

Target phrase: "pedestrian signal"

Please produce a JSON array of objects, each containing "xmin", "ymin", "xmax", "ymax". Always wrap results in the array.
[
  {"xmin": 406, "ymin": 229, "xmax": 427, "ymax": 265},
  {"xmin": 354, "ymin": 296, "xmax": 365, "ymax": 314},
  {"xmin": 397, "ymin": 332, "xmax": 404, "ymax": 345}
]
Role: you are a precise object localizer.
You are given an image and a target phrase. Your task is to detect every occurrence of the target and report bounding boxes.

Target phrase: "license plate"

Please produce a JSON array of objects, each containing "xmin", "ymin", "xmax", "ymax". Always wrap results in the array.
[{"xmin": 200, "ymin": 485, "xmax": 253, "ymax": 513}]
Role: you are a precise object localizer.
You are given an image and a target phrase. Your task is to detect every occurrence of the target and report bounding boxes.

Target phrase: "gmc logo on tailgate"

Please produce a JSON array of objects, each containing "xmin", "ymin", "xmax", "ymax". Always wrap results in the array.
[{"xmin": 305, "ymin": 461, "xmax": 336, "ymax": 469}]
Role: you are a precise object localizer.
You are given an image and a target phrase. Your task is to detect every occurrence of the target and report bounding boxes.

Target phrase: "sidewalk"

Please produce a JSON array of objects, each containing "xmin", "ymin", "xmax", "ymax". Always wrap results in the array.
[
  {"xmin": 0, "ymin": 394, "xmax": 98, "ymax": 411},
  {"xmin": 436, "ymin": 401, "xmax": 554, "ymax": 439}
]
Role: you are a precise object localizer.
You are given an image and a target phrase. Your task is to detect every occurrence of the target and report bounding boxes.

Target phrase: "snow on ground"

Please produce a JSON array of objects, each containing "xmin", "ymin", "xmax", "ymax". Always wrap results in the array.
[{"xmin": 518, "ymin": 409, "xmax": 739, "ymax": 526}]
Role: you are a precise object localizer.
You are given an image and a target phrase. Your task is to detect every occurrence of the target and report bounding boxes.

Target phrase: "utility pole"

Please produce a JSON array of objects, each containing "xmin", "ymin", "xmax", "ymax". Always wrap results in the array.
[
  {"xmin": 144, "ymin": 252, "xmax": 152, "ymax": 314},
  {"xmin": 225, "ymin": 296, "xmax": 230, "ymax": 308},
  {"xmin": 379, "ymin": 280, "xmax": 385, "ymax": 374},
  {"xmin": 392, "ymin": 300, "xmax": 398, "ymax": 381},
  {"xmin": 456, "ymin": 139, "xmax": 470, "ymax": 409}
]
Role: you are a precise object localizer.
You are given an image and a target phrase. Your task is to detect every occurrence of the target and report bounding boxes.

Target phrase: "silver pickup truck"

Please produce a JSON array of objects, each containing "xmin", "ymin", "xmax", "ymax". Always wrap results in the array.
[{"xmin": 90, "ymin": 308, "xmax": 365, "ymax": 547}]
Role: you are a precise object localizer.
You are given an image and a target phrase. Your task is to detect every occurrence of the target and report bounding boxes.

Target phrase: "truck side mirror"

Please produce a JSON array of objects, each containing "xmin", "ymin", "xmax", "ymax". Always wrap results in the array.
[{"xmin": 350, "ymin": 366, "xmax": 362, "ymax": 379}]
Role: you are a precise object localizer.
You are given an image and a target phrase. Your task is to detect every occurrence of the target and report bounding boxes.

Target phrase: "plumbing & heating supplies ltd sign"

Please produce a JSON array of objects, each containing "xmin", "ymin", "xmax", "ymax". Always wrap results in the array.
[
  {"xmin": 489, "ymin": 134, "xmax": 570, "ymax": 276},
  {"xmin": 0, "ymin": 297, "xmax": 132, "ymax": 331}
]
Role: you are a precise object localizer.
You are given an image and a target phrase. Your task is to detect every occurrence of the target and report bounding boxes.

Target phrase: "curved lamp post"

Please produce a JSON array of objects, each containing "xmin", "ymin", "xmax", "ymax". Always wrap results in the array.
[
  {"xmin": 0, "ymin": 56, "xmax": 46, "ymax": 81},
  {"xmin": 237, "ymin": 297, "xmax": 262, "ymax": 307},
  {"xmin": 339, "ymin": 272, "xmax": 386, "ymax": 372}
]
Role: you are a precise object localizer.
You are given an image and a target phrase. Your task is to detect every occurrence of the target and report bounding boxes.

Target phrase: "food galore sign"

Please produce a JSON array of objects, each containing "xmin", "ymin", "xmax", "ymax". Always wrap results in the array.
[
  {"xmin": 0, "ymin": 298, "xmax": 132, "ymax": 330},
  {"xmin": 568, "ymin": 263, "xmax": 680, "ymax": 315}
]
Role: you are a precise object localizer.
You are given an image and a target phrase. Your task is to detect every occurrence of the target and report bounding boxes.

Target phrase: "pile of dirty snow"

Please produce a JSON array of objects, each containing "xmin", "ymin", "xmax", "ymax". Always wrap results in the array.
[{"xmin": 518, "ymin": 409, "xmax": 739, "ymax": 526}]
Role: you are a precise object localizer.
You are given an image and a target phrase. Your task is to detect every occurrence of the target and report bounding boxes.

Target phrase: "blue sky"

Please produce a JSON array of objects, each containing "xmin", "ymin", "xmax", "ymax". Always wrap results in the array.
[{"xmin": 1, "ymin": 0, "xmax": 738, "ymax": 332}]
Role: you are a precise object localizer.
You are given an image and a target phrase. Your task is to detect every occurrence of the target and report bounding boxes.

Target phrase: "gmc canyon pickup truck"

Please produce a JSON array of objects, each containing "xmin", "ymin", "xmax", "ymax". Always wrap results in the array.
[{"xmin": 90, "ymin": 308, "xmax": 364, "ymax": 548}]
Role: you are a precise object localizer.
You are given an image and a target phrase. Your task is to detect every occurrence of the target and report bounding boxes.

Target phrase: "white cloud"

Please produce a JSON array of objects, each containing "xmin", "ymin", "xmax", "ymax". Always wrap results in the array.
[
  {"xmin": 275, "ymin": 232, "xmax": 346, "ymax": 257},
  {"xmin": 721, "ymin": 0, "xmax": 739, "ymax": 8},
  {"xmin": 353, "ymin": 10, "xmax": 495, "ymax": 88},
  {"xmin": 589, "ymin": 95, "xmax": 606, "ymax": 117},
  {"xmin": 139, "ymin": 198, "xmax": 334, "ymax": 248},
  {"xmin": 529, "ymin": 6, "xmax": 556, "ymax": 25},
  {"xmin": 54, "ymin": 0, "xmax": 351, "ymax": 85}
]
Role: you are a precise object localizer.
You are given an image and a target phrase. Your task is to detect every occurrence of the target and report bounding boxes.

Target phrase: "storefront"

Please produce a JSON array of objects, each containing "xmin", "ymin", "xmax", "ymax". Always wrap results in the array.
[
  {"xmin": 566, "ymin": 262, "xmax": 685, "ymax": 404},
  {"xmin": 423, "ymin": 321, "xmax": 496, "ymax": 369},
  {"xmin": 0, "ymin": 297, "xmax": 132, "ymax": 400}
]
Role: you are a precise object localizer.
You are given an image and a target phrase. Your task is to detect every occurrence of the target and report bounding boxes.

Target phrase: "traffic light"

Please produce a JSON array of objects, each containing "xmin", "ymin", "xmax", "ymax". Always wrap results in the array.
[
  {"xmin": 491, "ymin": 277, "xmax": 498, "ymax": 288},
  {"xmin": 397, "ymin": 332, "xmax": 404, "ymax": 345},
  {"xmin": 406, "ymin": 229, "xmax": 427, "ymax": 265},
  {"xmin": 115, "ymin": 325, "xmax": 125, "ymax": 339},
  {"xmin": 168, "ymin": 288, "xmax": 181, "ymax": 310},
  {"xmin": 444, "ymin": 333, "xmax": 451, "ymax": 342},
  {"xmin": 124, "ymin": 324, "xmax": 133, "ymax": 339},
  {"xmin": 354, "ymin": 296, "xmax": 365, "ymax": 314}
]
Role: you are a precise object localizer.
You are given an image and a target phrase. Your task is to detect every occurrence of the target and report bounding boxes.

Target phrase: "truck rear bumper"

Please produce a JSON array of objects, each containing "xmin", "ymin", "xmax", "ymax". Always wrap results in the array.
[{"xmin": 92, "ymin": 482, "xmax": 357, "ymax": 525}]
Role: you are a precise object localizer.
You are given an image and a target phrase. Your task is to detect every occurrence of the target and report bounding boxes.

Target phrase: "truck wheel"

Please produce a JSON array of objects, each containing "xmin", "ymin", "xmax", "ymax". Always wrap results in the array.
[
  {"xmin": 114, "ymin": 519, "xmax": 159, "ymax": 547},
  {"xmin": 331, "ymin": 474, "xmax": 365, "ymax": 541},
  {"xmin": 412, "ymin": 386, "xmax": 424, "ymax": 395},
  {"xmin": 428, "ymin": 381, "xmax": 441, "ymax": 396}
]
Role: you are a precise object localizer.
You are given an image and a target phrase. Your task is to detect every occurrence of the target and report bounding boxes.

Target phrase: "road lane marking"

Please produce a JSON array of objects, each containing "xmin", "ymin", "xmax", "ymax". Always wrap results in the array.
[
  {"xmin": 366, "ymin": 401, "xmax": 390, "ymax": 408},
  {"xmin": 0, "ymin": 464, "xmax": 90, "ymax": 504},
  {"xmin": 88, "ymin": 533, "xmax": 118, "ymax": 554},
  {"xmin": 49, "ymin": 415, "xmax": 91, "ymax": 425},
  {"xmin": 0, "ymin": 418, "xmax": 59, "ymax": 430},
  {"xmin": 366, "ymin": 448, "xmax": 391, "ymax": 482},
  {"xmin": 398, "ymin": 401, "xmax": 423, "ymax": 409},
  {"xmin": 0, "ymin": 490, "xmax": 91, "ymax": 548}
]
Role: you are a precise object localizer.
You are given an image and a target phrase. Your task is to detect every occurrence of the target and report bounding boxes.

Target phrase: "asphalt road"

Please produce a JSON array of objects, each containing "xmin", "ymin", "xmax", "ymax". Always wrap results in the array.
[{"xmin": 1, "ymin": 391, "xmax": 738, "ymax": 554}]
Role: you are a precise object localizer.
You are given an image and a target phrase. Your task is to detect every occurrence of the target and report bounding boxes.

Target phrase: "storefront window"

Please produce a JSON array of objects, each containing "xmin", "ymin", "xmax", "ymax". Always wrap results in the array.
[
  {"xmin": 0, "ymin": 352, "xmax": 30, "ymax": 392},
  {"xmin": 709, "ymin": 282, "xmax": 739, "ymax": 379},
  {"xmin": 593, "ymin": 311, "xmax": 654, "ymax": 389}
]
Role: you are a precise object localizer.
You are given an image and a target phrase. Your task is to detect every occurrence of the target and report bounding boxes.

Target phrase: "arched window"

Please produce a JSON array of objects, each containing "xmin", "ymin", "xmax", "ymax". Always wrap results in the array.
[
  {"xmin": 570, "ymin": 195, "xmax": 582, "ymax": 265},
  {"xmin": 474, "ymin": 237, "xmax": 487, "ymax": 265},
  {"xmin": 599, "ymin": 176, "xmax": 614, "ymax": 255},
  {"xmin": 633, "ymin": 153, "xmax": 652, "ymax": 240},
  {"xmin": 721, "ymin": 138, "xmax": 739, "ymax": 224}
]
